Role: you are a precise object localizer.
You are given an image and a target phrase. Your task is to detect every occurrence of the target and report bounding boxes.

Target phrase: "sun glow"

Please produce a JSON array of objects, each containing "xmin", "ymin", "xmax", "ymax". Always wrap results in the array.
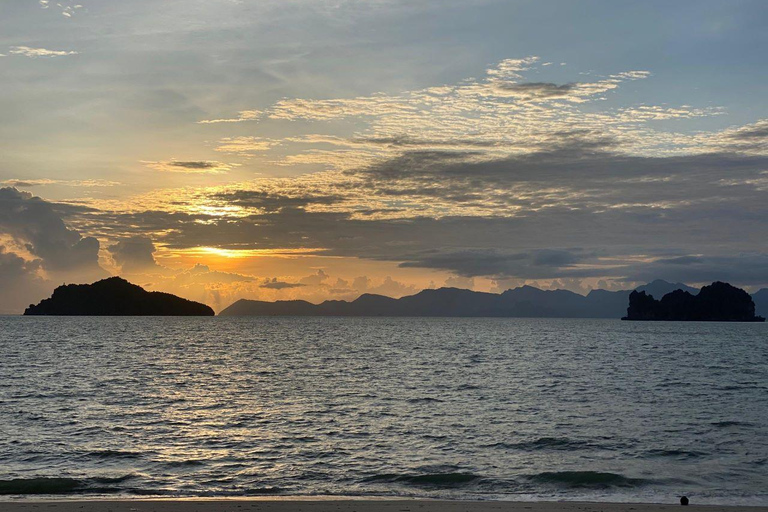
[{"xmin": 176, "ymin": 247, "xmax": 325, "ymax": 259}]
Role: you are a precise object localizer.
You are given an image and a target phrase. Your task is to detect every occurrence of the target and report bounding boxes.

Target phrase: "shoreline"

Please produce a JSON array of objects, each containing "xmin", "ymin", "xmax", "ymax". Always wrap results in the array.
[{"xmin": 1, "ymin": 499, "xmax": 766, "ymax": 512}]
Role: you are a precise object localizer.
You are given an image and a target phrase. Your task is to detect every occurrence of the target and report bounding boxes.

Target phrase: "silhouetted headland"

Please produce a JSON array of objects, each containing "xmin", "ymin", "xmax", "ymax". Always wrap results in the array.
[
  {"xmin": 24, "ymin": 277, "xmax": 214, "ymax": 316},
  {"xmin": 622, "ymin": 281, "xmax": 765, "ymax": 322},
  {"xmin": 220, "ymin": 279, "xmax": 752, "ymax": 318}
]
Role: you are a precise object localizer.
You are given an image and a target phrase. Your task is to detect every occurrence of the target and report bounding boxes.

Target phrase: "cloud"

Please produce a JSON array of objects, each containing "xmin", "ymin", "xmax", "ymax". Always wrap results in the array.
[
  {"xmin": 39, "ymin": 1, "xmax": 84, "ymax": 18},
  {"xmin": 200, "ymin": 56, "xmax": 735, "ymax": 182},
  {"xmin": 210, "ymin": 189, "xmax": 343, "ymax": 212},
  {"xmin": 727, "ymin": 120, "xmax": 768, "ymax": 140},
  {"xmin": 0, "ymin": 188, "xmax": 107, "ymax": 312},
  {"xmin": 299, "ymin": 269, "xmax": 329, "ymax": 285},
  {"xmin": 260, "ymin": 278, "xmax": 306, "ymax": 290},
  {"xmin": 714, "ymin": 120, "xmax": 768, "ymax": 155},
  {"xmin": 0, "ymin": 245, "xmax": 48, "ymax": 314},
  {"xmin": 398, "ymin": 249, "xmax": 592, "ymax": 279},
  {"xmin": 351, "ymin": 275, "xmax": 419, "ymax": 297},
  {"xmin": 9, "ymin": 46, "xmax": 78, "ymax": 58},
  {"xmin": 0, "ymin": 245, "xmax": 38, "ymax": 282},
  {"xmin": 192, "ymin": 57, "xmax": 750, "ymax": 187},
  {"xmin": 175, "ymin": 263, "xmax": 254, "ymax": 284},
  {"xmin": 142, "ymin": 160, "xmax": 237, "ymax": 174},
  {"xmin": 444, "ymin": 275, "xmax": 475, "ymax": 289},
  {"xmin": 268, "ymin": 96, "xmax": 418, "ymax": 121},
  {"xmin": 484, "ymin": 71, "xmax": 651, "ymax": 103},
  {"xmin": 109, "ymin": 236, "xmax": 161, "ymax": 273},
  {"xmin": 485, "ymin": 56, "xmax": 540, "ymax": 80},
  {"xmin": 623, "ymin": 253, "xmax": 768, "ymax": 286},
  {"xmin": 20, "ymin": 56, "xmax": 768, "ymax": 291},
  {"xmin": 0, "ymin": 187, "xmax": 104, "ymax": 276},
  {"xmin": 491, "ymin": 82, "xmax": 577, "ymax": 100},
  {"xmin": 73, "ymin": 146, "xmax": 768, "ymax": 286},
  {"xmin": 198, "ymin": 110, "xmax": 261, "ymax": 124},
  {"xmin": 1, "ymin": 179, "xmax": 119, "ymax": 188},
  {"xmin": 214, "ymin": 137, "xmax": 277, "ymax": 156}
]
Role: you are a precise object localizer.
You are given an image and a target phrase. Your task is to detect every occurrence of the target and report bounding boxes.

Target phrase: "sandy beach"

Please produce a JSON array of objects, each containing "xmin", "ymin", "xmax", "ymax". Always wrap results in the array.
[{"xmin": 1, "ymin": 500, "xmax": 766, "ymax": 512}]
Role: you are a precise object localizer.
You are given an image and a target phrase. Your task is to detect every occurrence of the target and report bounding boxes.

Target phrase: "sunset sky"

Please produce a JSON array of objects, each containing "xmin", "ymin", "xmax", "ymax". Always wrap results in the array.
[{"xmin": 1, "ymin": 0, "xmax": 767, "ymax": 312}]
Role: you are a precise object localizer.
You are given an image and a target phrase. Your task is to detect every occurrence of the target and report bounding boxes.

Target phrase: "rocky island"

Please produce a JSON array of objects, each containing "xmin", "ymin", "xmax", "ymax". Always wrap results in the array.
[
  {"xmin": 622, "ymin": 281, "xmax": 765, "ymax": 322},
  {"xmin": 24, "ymin": 277, "xmax": 214, "ymax": 316}
]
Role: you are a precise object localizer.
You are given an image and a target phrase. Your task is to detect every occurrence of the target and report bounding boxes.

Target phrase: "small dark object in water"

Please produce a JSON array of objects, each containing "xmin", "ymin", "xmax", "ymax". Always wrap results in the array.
[{"xmin": 680, "ymin": 496, "xmax": 689, "ymax": 506}]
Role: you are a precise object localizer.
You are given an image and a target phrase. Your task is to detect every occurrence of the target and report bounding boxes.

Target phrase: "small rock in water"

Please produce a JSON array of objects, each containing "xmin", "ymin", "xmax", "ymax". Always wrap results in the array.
[{"xmin": 680, "ymin": 496, "xmax": 689, "ymax": 506}]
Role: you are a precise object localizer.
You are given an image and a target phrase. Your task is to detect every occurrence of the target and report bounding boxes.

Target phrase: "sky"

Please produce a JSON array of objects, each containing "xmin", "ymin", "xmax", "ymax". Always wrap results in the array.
[{"xmin": 1, "ymin": 0, "xmax": 767, "ymax": 313}]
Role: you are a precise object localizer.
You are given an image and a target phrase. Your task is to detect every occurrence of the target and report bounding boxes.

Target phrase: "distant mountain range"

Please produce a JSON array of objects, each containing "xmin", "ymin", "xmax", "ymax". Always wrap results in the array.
[{"xmin": 221, "ymin": 279, "xmax": 767, "ymax": 318}]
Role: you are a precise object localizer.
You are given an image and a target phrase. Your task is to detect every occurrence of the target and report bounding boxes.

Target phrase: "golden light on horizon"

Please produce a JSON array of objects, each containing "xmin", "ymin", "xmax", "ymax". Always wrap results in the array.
[
  {"xmin": 155, "ymin": 247, "xmax": 329, "ymax": 272},
  {"xmin": 188, "ymin": 247, "xmax": 325, "ymax": 258}
]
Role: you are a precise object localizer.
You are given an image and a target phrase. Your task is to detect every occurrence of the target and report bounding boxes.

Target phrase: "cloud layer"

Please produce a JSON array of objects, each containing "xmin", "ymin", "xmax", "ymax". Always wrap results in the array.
[
  {"xmin": 2, "ymin": 20, "xmax": 768, "ymax": 313},
  {"xmin": 33, "ymin": 56, "xmax": 763, "ymax": 300}
]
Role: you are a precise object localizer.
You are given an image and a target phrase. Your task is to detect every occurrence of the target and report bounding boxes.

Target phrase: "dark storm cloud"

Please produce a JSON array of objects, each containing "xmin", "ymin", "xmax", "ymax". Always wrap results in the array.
[
  {"xmin": 0, "ymin": 245, "xmax": 48, "ymax": 314},
  {"xmin": 0, "ymin": 187, "xmax": 104, "ymax": 275},
  {"xmin": 0, "ymin": 188, "xmax": 105, "ymax": 312},
  {"xmin": 0, "ymin": 245, "xmax": 38, "ymax": 282}
]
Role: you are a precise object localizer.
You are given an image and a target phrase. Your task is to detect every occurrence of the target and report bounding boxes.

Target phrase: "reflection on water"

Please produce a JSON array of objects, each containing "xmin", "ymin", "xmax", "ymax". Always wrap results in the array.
[{"xmin": 0, "ymin": 317, "xmax": 766, "ymax": 504}]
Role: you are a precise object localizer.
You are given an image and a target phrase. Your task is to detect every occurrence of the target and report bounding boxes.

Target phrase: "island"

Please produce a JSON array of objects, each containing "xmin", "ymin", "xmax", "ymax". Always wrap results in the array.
[
  {"xmin": 24, "ymin": 277, "xmax": 215, "ymax": 316},
  {"xmin": 622, "ymin": 281, "xmax": 765, "ymax": 322}
]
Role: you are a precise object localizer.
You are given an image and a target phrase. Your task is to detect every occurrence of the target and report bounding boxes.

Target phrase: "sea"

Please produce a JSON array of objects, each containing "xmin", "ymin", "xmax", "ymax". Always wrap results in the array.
[{"xmin": 0, "ymin": 317, "xmax": 766, "ymax": 504}]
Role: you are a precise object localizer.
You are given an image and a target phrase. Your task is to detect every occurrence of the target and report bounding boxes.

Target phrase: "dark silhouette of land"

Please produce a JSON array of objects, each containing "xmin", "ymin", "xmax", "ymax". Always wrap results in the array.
[
  {"xmin": 752, "ymin": 287, "xmax": 768, "ymax": 320},
  {"xmin": 219, "ymin": 279, "xmax": 740, "ymax": 318},
  {"xmin": 24, "ymin": 277, "xmax": 766, "ymax": 319},
  {"xmin": 24, "ymin": 277, "xmax": 214, "ymax": 316},
  {"xmin": 623, "ymin": 281, "xmax": 765, "ymax": 322}
]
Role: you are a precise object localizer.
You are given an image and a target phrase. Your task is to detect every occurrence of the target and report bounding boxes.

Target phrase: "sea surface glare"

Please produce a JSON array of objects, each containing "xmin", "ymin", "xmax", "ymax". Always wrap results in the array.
[{"xmin": 0, "ymin": 317, "xmax": 766, "ymax": 504}]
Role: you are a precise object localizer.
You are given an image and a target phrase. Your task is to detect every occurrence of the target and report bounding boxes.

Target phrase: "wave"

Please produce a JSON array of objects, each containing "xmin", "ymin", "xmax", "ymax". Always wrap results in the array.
[
  {"xmin": 0, "ymin": 475, "xmax": 133, "ymax": 495},
  {"xmin": 164, "ymin": 459, "xmax": 205, "ymax": 467},
  {"xmin": 362, "ymin": 472, "xmax": 481, "ymax": 487},
  {"xmin": 406, "ymin": 397, "xmax": 444, "ymax": 404},
  {"xmin": 486, "ymin": 437, "xmax": 604, "ymax": 451},
  {"xmin": 0, "ymin": 478, "xmax": 82, "ymax": 495},
  {"xmin": 128, "ymin": 486, "xmax": 283, "ymax": 497},
  {"xmin": 244, "ymin": 486, "xmax": 282, "ymax": 494},
  {"xmin": 84, "ymin": 449, "xmax": 143, "ymax": 459},
  {"xmin": 643, "ymin": 449, "xmax": 705, "ymax": 459},
  {"xmin": 711, "ymin": 421, "xmax": 754, "ymax": 428},
  {"xmin": 527, "ymin": 471, "xmax": 647, "ymax": 488}
]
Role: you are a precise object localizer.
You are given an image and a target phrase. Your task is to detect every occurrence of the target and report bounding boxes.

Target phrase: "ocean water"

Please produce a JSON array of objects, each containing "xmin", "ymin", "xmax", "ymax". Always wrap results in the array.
[{"xmin": 0, "ymin": 317, "xmax": 766, "ymax": 504}]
